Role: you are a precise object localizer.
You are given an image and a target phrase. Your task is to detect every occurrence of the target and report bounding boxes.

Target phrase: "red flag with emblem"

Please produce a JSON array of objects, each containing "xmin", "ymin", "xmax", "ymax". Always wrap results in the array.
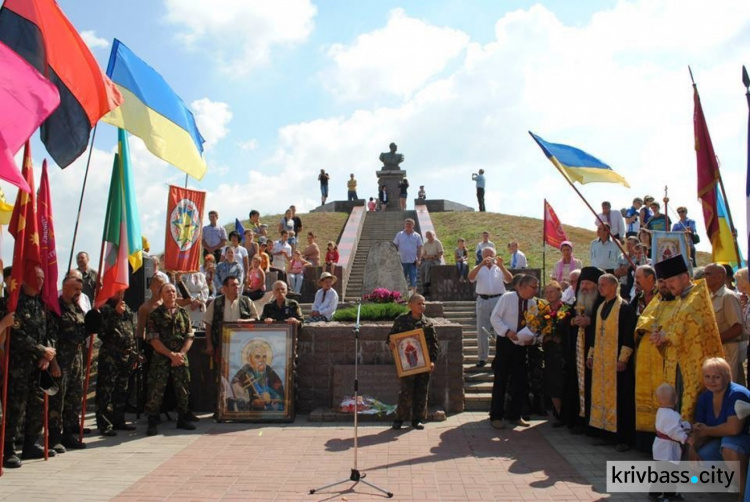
[
  {"xmin": 37, "ymin": 160, "xmax": 59, "ymax": 315},
  {"xmin": 543, "ymin": 199, "xmax": 568, "ymax": 249},
  {"xmin": 164, "ymin": 185, "xmax": 205, "ymax": 272},
  {"xmin": 8, "ymin": 142, "xmax": 41, "ymax": 312}
]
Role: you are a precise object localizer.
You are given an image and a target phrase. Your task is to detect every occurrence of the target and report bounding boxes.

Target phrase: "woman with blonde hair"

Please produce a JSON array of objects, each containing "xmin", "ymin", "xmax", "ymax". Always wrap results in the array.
[{"xmin": 688, "ymin": 357, "xmax": 750, "ymax": 498}]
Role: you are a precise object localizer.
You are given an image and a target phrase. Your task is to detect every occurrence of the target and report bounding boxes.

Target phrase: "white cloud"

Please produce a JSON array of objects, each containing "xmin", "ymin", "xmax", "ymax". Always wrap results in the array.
[
  {"xmin": 253, "ymin": 0, "xmax": 750, "ymax": 256},
  {"xmin": 238, "ymin": 139, "xmax": 259, "ymax": 151},
  {"xmin": 164, "ymin": 0, "xmax": 316, "ymax": 74},
  {"xmin": 80, "ymin": 30, "xmax": 109, "ymax": 50},
  {"xmin": 190, "ymin": 98, "xmax": 232, "ymax": 151},
  {"xmin": 323, "ymin": 8, "xmax": 469, "ymax": 100}
]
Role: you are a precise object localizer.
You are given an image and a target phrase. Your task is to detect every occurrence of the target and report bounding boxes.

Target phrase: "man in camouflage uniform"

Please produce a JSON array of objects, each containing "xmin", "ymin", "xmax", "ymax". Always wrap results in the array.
[
  {"xmin": 95, "ymin": 290, "xmax": 138, "ymax": 436},
  {"xmin": 387, "ymin": 294, "xmax": 440, "ymax": 430},
  {"xmin": 260, "ymin": 281, "xmax": 303, "ymax": 326},
  {"xmin": 49, "ymin": 275, "xmax": 89, "ymax": 451},
  {"xmin": 144, "ymin": 283, "xmax": 196, "ymax": 436},
  {"xmin": 3, "ymin": 266, "xmax": 57, "ymax": 468}
]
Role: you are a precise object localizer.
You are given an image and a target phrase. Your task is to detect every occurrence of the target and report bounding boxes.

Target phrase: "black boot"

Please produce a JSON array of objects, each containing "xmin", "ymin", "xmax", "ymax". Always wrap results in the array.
[
  {"xmin": 146, "ymin": 415, "xmax": 159, "ymax": 436},
  {"xmin": 176, "ymin": 413, "xmax": 196, "ymax": 431},
  {"xmin": 49, "ymin": 428, "xmax": 66, "ymax": 454},
  {"xmin": 183, "ymin": 410, "xmax": 200, "ymax": 422},
  {"xmin": 3, "ymin": 442, "xmax": 21, "ymax": 468},
  {"xmin": 411, "ymin": 420, "xmax": 425, "ymax": 430},
  {"xmin": 61, "ymin": 428, "xmax": 86, "ymax": 449},
  {"xmin": 21, "ymin": 437, "xmax": 56, "ymax": 459},
  {"xmin": 113, "ymin": 409, "xmax": 136, "ymax": 431}
]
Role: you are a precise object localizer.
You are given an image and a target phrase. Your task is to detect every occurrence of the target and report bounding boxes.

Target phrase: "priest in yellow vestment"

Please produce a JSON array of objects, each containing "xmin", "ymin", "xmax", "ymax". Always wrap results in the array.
[
  {"xmin": 652, "ymin": 256, "xmax": 724, "ymax": 421},
  {"xmin": 634, "ymin": 269, "xmax": 679, "ymax": 433},
  {"xmin": 587, "ymin": 273, "xmax": 636, "ymax": 452}
]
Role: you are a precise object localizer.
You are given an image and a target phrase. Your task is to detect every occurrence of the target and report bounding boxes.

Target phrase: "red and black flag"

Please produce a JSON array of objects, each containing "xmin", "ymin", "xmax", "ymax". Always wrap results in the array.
[{"xmin": 0, "ymin": 0, "xmax": 123, "ymax": 168}]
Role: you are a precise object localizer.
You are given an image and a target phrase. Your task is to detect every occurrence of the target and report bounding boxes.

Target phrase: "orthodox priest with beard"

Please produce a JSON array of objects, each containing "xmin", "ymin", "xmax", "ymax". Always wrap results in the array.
[
  {"xmin": 586, "ymin": 273, "xmax": 636, "ymax": 452},
  {"xmin": 561, "ymin": 266, "xmax": 604, "ymax": 432}
]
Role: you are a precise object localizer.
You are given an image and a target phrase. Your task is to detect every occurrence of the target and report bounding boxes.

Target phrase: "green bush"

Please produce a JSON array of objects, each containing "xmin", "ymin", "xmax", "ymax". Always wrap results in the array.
[{"xmin": 332, "ymin": 302, "xmax": 408, "ymax": 322}]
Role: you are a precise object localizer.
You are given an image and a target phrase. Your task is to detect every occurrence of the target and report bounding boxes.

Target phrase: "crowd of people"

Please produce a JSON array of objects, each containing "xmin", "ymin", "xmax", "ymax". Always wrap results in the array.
[
  {"xmin": 448, "ymin": 196, "xmax": 749, "ymax": 501},
  {"xmin": 1, "ymin": 204, "xmax": 352, "ymax": 469}
]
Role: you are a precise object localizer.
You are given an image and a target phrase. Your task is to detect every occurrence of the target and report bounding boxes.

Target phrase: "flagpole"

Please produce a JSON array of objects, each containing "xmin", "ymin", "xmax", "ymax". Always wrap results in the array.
[
  {"xmin": 0, "ymin": 327, "xmax": 10, "ymax": 477},
  {"xmin": 78, "ymin": 167, "xmax": 112, "ymax": 444},
  {"xmin": 544, "ymin": 157, "xmax": 635, "ymax": 270},
  {"xmin": 542, "ymin": 200, "xmax": 547, "ymax": 284},
  {"xmin": 744, "ymin": 65, "xmax": 750, "ymax": 262},
  {"xmin": 67, "ymin": 123, "xmax": 99, "ymax": 272}
]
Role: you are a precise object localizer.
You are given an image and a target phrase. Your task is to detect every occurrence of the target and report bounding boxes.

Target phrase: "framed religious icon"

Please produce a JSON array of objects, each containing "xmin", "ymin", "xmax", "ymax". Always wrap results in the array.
[
  {"xmin": 390, "ymin": 329, "xmax": 432, "ymax": 378},
  {"xmin": 650, "ymin": 231, "xmax": 692, "ymax": 273},
  {"xmin": 216, "ymin": 323, "xmax": 295, "ymax": 422}
]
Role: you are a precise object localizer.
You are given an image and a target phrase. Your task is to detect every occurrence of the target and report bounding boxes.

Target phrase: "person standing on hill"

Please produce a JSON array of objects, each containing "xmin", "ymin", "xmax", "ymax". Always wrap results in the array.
[
  {"xmin": 472, "ymin": 169, "xmax": 486, "ymax": 212},
  {"xmin": 318, "ymin": 169, "xmax": 330, "ymax": 206},
  {"xmin": 347, "ymin": 174, "xmax": 358, "ymax": 201}
]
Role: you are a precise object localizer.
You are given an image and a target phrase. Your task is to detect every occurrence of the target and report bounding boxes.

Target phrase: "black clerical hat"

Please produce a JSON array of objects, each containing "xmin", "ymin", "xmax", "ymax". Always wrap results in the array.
[
  {"xmin": 654, "ymin": 255, "xmax": 688, "ymax": 280},
  {"xmin": 579, "ymin": 266, "xmax": 604, "ymax": 284}
]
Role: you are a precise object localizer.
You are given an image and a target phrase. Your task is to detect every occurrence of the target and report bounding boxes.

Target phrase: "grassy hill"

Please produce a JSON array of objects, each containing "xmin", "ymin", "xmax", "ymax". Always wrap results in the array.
[{"xmin": 227, "ymin": 210, "xmax": 711, "ymax": 268}]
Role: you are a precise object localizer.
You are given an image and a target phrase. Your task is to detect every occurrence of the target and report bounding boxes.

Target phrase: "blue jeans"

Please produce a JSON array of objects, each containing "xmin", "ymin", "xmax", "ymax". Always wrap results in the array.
[
  {"xmin": 402, "ymin": 262, "xmax": 417, "ymax": 288},
  {"xmin": 698, "ymin": 434, "xmax": 750, "ymax": 460},
  {"xmin": 321, "ymin": 185, "xmax": 328, "ymax": 198},
  {"xmin": 456, "ymin": 262, "xmax": 468, "ymax": 279}
]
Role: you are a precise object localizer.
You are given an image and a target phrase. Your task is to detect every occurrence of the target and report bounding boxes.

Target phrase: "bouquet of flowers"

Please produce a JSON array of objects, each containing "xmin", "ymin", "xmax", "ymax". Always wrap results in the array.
[
  {"xmin": 523, "ymin": 299, "xmax": 553, "ymax": 341},
  {"xmin": 523, "ymin": 300, "xmax": 572, "ymax": 344},
  {"xmin": 363, "ymin": 288, "xmax": 403, "ymax": 304}
]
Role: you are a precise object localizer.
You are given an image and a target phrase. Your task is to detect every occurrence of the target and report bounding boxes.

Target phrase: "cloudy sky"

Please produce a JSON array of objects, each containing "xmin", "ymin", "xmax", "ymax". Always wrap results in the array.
[{"xmin": 3, "ymin": 0, "xmax": 750, "ymax": 274}]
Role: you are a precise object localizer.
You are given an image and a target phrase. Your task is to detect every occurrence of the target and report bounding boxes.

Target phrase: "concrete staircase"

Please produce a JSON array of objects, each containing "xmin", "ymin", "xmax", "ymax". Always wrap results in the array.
[
  {"xmin": 441, "ymin": 301, "xmax": 494, "ymax": 412},
  {"xmin": 344, "ymin": 210, "xmax": 417, "ymax": 301}
]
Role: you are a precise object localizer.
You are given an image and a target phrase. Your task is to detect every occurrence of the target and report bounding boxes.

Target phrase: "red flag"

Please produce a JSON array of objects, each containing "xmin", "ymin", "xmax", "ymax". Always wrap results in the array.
[
  {"xmin": 164, "ymin": 186, "xmax": 205, "ymax": 273},
  {"xmin": 7, "ymin": 143, "xmax": 41, "ymax": 312},
  {"xmin": 37, "ymin": 161, "xmax": 59, "ymax": 315},
  {"xmin": 544, "ymin": 199, "xmax": 568, "ymax": 249},
  {"xmin": 694, "ymin": 84, "xmax": 721, "ymax": 247}
]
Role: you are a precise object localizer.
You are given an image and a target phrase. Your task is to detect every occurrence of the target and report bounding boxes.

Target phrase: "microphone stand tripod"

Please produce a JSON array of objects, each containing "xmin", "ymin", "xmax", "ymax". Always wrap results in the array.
[{"xmin": 309, "ymin": 301, "xmax": 393, "ymax": 498}]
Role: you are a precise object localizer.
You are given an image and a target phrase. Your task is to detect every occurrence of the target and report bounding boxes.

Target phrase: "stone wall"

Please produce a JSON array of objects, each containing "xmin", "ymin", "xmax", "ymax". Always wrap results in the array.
[
  {"xmin": 297, "ymin": 323, "xmax": 464, "ymax": 414},
  {"xmin": 414, "ymin": 199, "xmax": 475, "ymax": 213},
  {"xmin": 429, "ymin": 266, "xmax": 542, "ymax": 301}
]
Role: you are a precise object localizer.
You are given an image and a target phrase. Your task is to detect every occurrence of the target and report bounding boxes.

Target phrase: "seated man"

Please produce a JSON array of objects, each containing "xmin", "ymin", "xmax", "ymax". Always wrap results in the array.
[
  {"xmin": 261, "ymin": 281, "xmax": 303, "ymax": 326},
  {"xmin": 308, "ymin": 272, "xmax": 339, "ymax": 322}
]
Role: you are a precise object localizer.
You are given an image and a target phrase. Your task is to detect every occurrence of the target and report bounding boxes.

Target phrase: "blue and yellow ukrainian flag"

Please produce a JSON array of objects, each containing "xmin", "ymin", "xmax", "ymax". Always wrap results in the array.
[
  {"xmin": 102, "ymin": 39, "xmax": 207, "ymax": 180},
  {"xmin": 529, "ymin": 131, "xmax": 629, "ymax": 187},
  {"xmin": 713, "ymin": 185, "xmax": 743, "ymax": 266}
]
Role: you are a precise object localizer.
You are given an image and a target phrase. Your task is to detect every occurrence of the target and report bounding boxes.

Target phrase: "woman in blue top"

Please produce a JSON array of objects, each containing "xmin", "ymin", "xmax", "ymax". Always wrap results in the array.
[{"xmin": 688, "ymin": 357, "xmax": 750, "ymax": 497}]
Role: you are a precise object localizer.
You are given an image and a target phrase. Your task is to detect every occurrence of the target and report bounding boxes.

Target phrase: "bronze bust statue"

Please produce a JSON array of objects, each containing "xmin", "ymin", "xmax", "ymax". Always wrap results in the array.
[{"xmin": 379, "ymin": 142, "xmax": 404, "ymax": 171}]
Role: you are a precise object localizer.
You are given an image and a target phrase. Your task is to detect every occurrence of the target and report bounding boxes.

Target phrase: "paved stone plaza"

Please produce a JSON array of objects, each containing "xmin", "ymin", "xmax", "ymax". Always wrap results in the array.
[{"xmin": 0, "ymin": 412, "xmax": 736, "ymax": 501}]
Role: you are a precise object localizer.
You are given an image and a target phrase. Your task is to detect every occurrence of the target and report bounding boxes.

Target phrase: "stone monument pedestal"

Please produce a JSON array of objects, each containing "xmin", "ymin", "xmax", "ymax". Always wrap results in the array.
[{"xmin": 376, "ymin": 169, "xmax": 406, "ymax": 211}]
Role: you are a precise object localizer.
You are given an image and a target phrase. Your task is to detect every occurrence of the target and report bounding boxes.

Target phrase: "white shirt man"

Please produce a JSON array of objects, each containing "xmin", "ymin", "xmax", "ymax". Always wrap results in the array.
[
  {"xmin": 475, "ymin": 231, "xmax": 496, "ymax": 265},
  {"xmin": 590, "ymin": 224, "xmax": 620, "ymax": 272},
  {"xmin": 468, "ymin": 247, "xmax": 512, "ymax": 367},
  {"xmin": 594, "ymin": 201, "xmax": 625, "ymax": 240},
  {"xmin": 488, "ymin": 275, "xmax": 540, "ymax": 428},
  {"xmin": 508, "ymin": 241, "xmax": 528, "ymax": 269},
  {"xmin": 272, "ymin": 232, "xmax": 292, "ymax": 271}
]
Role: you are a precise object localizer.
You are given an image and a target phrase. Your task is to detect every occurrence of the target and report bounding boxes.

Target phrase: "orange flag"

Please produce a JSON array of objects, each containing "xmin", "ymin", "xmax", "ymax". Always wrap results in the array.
[{"xmin": 7, "ymin": 143, "xmax": 41, "ymax": 312}]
